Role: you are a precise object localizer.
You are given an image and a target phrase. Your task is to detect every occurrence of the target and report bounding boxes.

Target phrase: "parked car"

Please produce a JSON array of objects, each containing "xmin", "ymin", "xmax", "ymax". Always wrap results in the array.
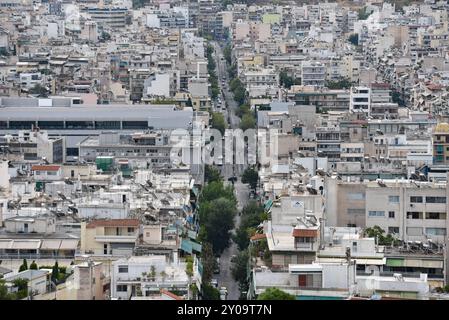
[
  {"xmin": 211, "ymin": 279, "xmax": 218, "ymax": 288},
  {"xmin": 219, "ymin": 287, "xmax": 228, "ymax": 300},
  {"xmin": 213, "ymin": 257, "xmax": 220, "ymax": 274}
]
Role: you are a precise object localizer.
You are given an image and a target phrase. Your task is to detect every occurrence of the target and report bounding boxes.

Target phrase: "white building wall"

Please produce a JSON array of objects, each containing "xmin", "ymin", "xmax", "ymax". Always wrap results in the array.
[{"xmin": 146, "ymin": 73, "xmax": 170, "ymax": 97}]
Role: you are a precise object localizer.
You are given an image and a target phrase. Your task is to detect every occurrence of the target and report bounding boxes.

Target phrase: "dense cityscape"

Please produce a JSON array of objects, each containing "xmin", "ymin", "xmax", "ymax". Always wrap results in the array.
[{"xmin": 0, "ymin": 0, "xmax": 449, "ymax": 302}]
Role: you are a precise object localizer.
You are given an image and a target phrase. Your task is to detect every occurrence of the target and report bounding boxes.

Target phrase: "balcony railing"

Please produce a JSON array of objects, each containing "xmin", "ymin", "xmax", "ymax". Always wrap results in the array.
[{"xmin": 94, "ymin": 235, "xmax": 137, "ymax": 243}]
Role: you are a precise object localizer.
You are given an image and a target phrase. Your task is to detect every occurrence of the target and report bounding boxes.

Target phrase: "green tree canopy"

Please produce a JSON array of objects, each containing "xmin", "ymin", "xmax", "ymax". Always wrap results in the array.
[
  {"xmin": 241, "ymin": 166, "xmax": 259, "ymax": 190},
  {"xmin": 201, "ymin": 198, "xmax": 236, "ymax": 255},
  {"xmin": 231, "ymin": 250, "xmax": 249, "ymax": 293},
  {"xmin": 211, "ymin": 112, "xmax": 227, "ymax": 135},
  {"xmin": 199, "ymin": 180, "xmax": 236, "ymax": 204},
  {"xmin": 201, "ymin": 242, "xmax": 215, "ymax": 284},
  {"xmin": 233, "ymin": 201, "xmax": 265, "ymax": 250},
  {"xmin": 239, "ymin": 113, "xmax": 256, "ymax": 131},
  {"xmin": 326, "ymin": 78, "xmax": 353, "ymax": 89},
  {"xmin": 29, "ymin": 84, "xmax": 48, "ymax": 97},
  {"xmin": 29, "ymin": 261, "xmax": 38, "ymax": 270},
  {"xmin": 18, "ymin": 259, "xmax": 28, "ymax": 272},
  {"xmin": 257, "ymin": 287, "xmax": 296, "ymax": 300},
  {"xmin": 348, "ymin": 34, "xmax": 359, "ymax": 46},
  {"xmin": 279, "ymin": 70, "xmax": 294, "ymax": 89},
  {"xmin": 202, "ymin": 283, "xmax": 220, "ymax": 300},
  {"xmin": 205, "ymin": 165, "xmax": 222, "ymax": 184},
  {"xmin": 364, "ymin": 225, "xmax": 399, "ymax": 246}
]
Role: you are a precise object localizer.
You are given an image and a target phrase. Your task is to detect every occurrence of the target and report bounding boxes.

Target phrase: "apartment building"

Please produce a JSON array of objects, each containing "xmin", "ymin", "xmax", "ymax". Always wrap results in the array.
[
  {"xmin": 301, "ymin": 61, "xmax": 326, "ymax": 87},
  {"xmin": 365, "ymin": 179, "xmax": 449, "ymax": 243},
  {"xmin": 80, "ymin": 219, "xmax": 139, "ymax": 257}
]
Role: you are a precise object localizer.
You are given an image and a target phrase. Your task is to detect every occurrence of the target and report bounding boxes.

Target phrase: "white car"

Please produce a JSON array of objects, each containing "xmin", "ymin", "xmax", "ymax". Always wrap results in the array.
[{"xmin": 219, "ymin": 287, "xmax": 228, "ymax": 300}]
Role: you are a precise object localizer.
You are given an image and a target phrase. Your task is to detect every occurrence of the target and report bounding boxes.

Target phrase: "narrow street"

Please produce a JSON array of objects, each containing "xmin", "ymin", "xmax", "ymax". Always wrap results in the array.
[{"xmin": 211, "ymin": 41, "xmax": 249, "ymax": 300}]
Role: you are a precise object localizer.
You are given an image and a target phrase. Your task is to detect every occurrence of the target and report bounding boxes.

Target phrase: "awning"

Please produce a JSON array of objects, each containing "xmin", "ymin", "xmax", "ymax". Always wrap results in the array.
[
  {"xmin": 59, "ymin": 239, "xmax": 79, "ymax": 250},
  {"xmin": 191, "ymin": 241, "xmax": 202, "ymax": 253},
  {"xmin": 264, "ymin": 199, "xmax": 273, "ymax": 211},
  {"xmin": 421, "ymin": 260, "xmax": 443, "ymax": 269},
  {"xmin": 386, "ymin": 258, "xmax": 404, "ymax": 267},
  {"xmin": 354, "ymin": 258, "xmax": 386, "ymax": 265},
  {"xmin": 11, "ymin": 240, "xmax": 41, "ymax": 250},
  {"xmin": 0, "ymin": 240, "xmax": 13, "ymax": 249},
  {"xmin": 40, "ymin": 239, "xmax": 62, "ymax": 250},
  {"xmin": 180, "ymin": 239, "xmax": 193, "ymax": 254}
]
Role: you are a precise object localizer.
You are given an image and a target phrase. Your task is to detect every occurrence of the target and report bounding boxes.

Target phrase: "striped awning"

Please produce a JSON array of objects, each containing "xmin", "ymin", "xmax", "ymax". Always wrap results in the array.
[
  {"xmin": 59, "ymin": 239, "xmax": 79, "ymax": 250},
  {"xmin": 40, "ymin": 239, "xmax": 62, "ymax": 250},
  {"xmin": 11, "ymin": 240, "xmax": 41, "ymax": 250},
  {"xmin": 0, "ymin": 240, "xmax": 13, "ymax": 249}
]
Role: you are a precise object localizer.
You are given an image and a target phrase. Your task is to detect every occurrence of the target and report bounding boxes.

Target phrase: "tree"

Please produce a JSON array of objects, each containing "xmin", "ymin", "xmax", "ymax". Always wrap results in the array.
[
  {"xmin": 364, "ymin": 225, "xmax": 399, "ymax": 246},
  {"xmin": 29, "ymin": 261, "xmax": 38, "ymax": 270},
  {"xmin": 279, "ymin": 70, "xmax": 294, "ymax": 89},
  {"xmin": 223, "ymin": 44, "xmax": 232, "ymax": 64},
  {"xmin": 348, "ymin": 34, "xmax": 359, "ymax": 46},
  {"xmin": 236, "ymin": 104, "xmax": 250, "ymax": 118},
  {"xmin": 239, "ymin": 113, "xmax": 256, "ymax": 131},
  {"xmin": 233, "ymin": 87, "xmax": 246, "ymax": 105},
  {"xmin": 150, "ymin": 265, "xmax": 156, "ymax": 280},
  {"xmin": 199, "ymin": 180, "xmax": 236, "ymax": 204},
  {"xmin": 201, "ymin": 242, "xmax": 215, "ymax": 284},
  {"xmin": 233, "ymin": 201, "xmax": 266, "ymax": 250},
  {"xmin": 202, "ymin": 283, "xmax": 220, "ymax": 300},
  {"xmin": 257, "ymin": 287, "xmax": 295, "ymax": 300},
  {"xmin": 211, "ymin": 112, "xmax": 227, "ymax": 135},
  {"xmin": 205, "ymin": 165, "xmax": 222, "ymax": 183},
  {"xmin": 29, "ymin": 84, "xmax": 48, "ymax": 97},
  {"xmin": 233, "ymin": 226, "xmax": 251, "ymax": 251},
  {"xmin": 19, "ymin": 259, "xmax": 28, "ymax": 272},
  {"xmin": 185, "ymin": 256, "xmax": 194, "ymax": 277},
  {"xmin": 202, "ymin": 198, "xmax": 236, "ymax": 255},
  {"xmin": 231, "ymin": 250, "xmax": 249, "ymax": 294},
  {"xmin": 241, "ymin": 166, "xmax": 259, "ymax": 190},
  {"xmin": 326, "ymin": 78, "xmax": 352, "ymax": 89},
  {"xmin": 51, "ymin": 261, "xmax": 59, "ymax": 283},
  {"xmin": 358, "ymin": 7, "xmax": 372, "ymax": 20}
]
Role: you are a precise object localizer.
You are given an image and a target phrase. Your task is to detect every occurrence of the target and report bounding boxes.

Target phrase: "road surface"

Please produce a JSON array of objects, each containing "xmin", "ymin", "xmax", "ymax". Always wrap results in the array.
[{"xmin": 211, "ymin": 41, "xmax": 249, "ymax": 300}]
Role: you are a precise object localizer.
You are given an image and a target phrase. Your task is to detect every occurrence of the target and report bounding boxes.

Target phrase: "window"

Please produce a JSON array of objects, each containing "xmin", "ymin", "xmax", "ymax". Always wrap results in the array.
[
  {"xmin": 407, "ymin": 227, "xmax": 423, "ymax": 236},
  {"xmin": 103, "ymin": 244, "xmax": 108, "ymax": 255},
  {"xmin": 388, "ymin": 227, "xmax": 399, "ymax": 234},
  {"xmin": 118, "ymin": 266, "xmax": 128, "ymax": 273},
  {"xmin": 368, "ymin": 211, "xmax": 385, "ymax": 217},
  {"xmin": 347, "ymin": 209, "xmax": 365, "ymax": 215},
  {"xmin": 127, "ymin": 227, "xmax": 134, "ymax": 233},
  {"xmin": 388, "ymin": 211, "xmax": 395, "ymax": 218},
  {"xmin": 426, "ymin": 228, "xmax": 446, "ymax": 236},
  {"xmin": 407, "ymin": 212, "xmax": 423, "ymax": 219},
  {"xmin": 410, "ymin": 196, "xmax": 423, "ymax": 203},
  {"xmin": 425, "ymin": 197, "xmax": 446, "ymax": 204},
  {"xmin": 425, "ymin": 212, "xmax": 446, "ymax": 220},
  {"xmin": 117, "ymin": 285, "xmax": 127, "ymax": 292},
  {"xmin": 388, "ymin": 196, "xmax": 399, "ymax": 203},
  {"xmin": 347, "ymin": 193, "xmax": 365, "ymax": 200}
]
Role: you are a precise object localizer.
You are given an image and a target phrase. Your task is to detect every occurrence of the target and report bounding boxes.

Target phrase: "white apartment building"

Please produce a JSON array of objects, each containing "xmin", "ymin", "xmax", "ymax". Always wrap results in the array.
[
  {"xmin": 365, "ymin": 179, "xmax": 449, "ymax": 243},
  {"xmin": 350, "ymin": 86, "xmax": 371, "ymax": 115},
  {"xmin": 301, "ymin": 61, "xmax": 326, "ymax": 87},
  {"xmin": 111, "ymin": 255, "xmax": 189, "ymax": 299}
]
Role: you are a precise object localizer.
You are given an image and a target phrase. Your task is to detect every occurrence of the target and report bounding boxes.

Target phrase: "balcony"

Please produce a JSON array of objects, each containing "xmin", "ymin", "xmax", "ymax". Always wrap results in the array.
[{"xmin": 94, "ymin": 235, "xmax": 136, "ymax": 243}]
